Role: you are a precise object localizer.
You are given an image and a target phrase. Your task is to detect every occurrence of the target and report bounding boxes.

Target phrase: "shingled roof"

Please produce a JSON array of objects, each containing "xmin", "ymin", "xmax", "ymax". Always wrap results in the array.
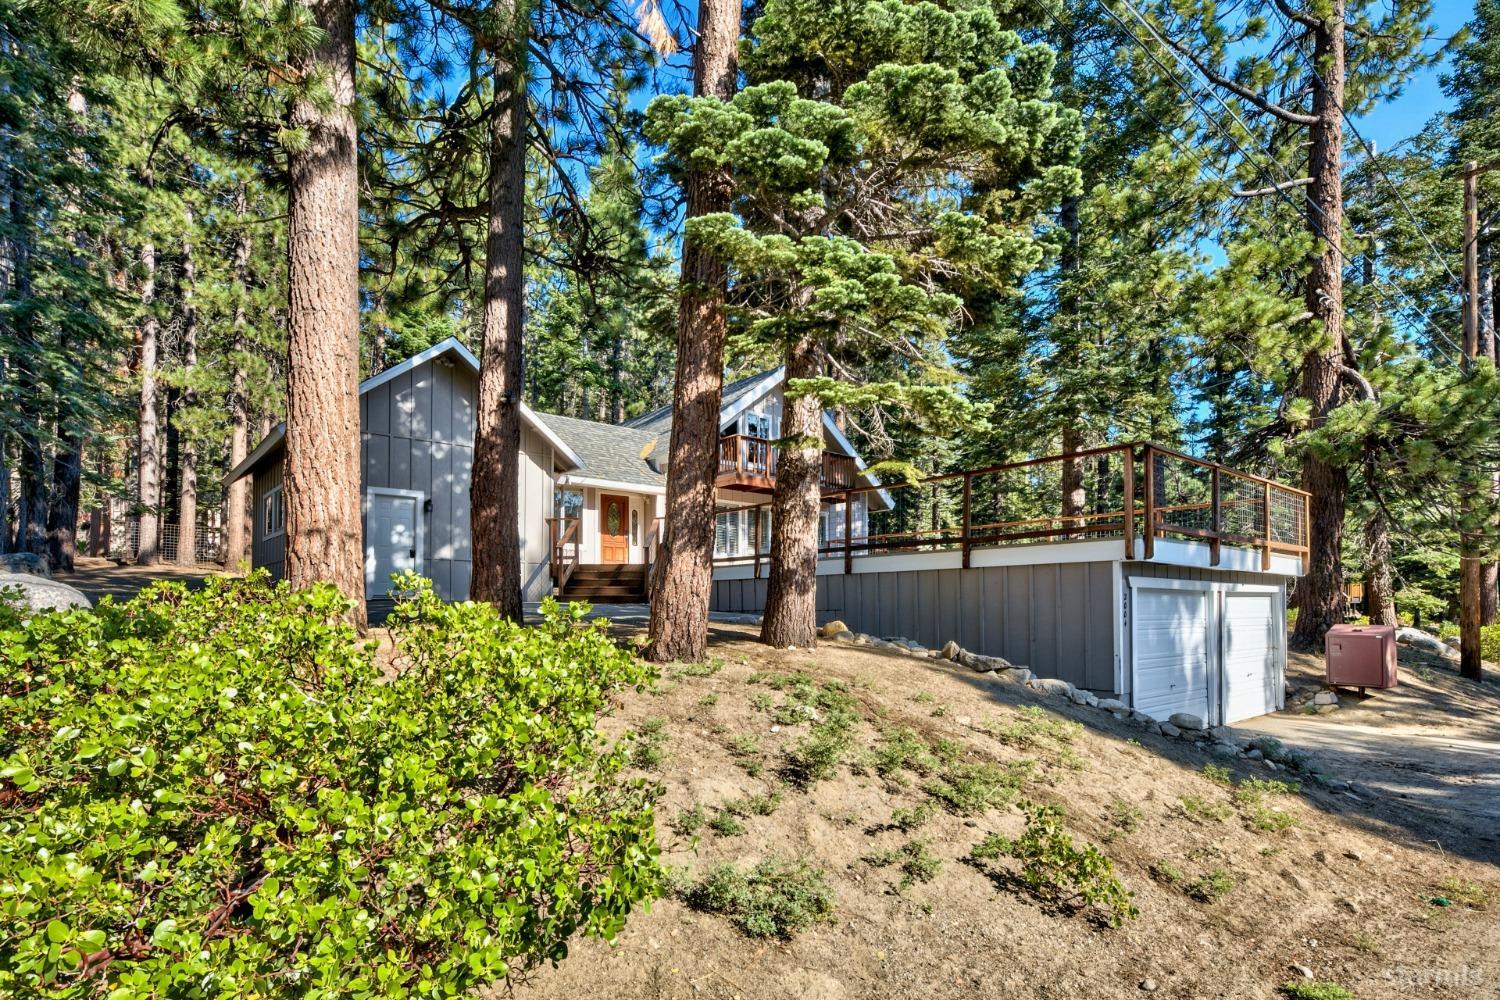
[
  {"xmin": 533, "ymin": 411, "xmax": 667, "ymax": 489},
  {"xmin": 623, "ymin": 368, "xmax": 782, "ymax": 438}
]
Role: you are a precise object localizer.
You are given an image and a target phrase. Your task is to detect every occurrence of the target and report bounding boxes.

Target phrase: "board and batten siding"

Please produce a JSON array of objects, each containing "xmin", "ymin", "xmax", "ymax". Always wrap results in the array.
[
  {"xmin": 360, "ymin": 354, "xmax": 556, "ymax": 609},
  {"xmin": 250, "ymin": 458, "xmax": 285, "ymax": 582},
  {"xmin": 711, "ymin": 561, "xmax": 1118, "ymax": 692}
]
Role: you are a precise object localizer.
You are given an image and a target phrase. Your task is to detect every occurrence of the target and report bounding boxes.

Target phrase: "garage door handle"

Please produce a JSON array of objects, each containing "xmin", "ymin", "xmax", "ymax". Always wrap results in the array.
[{"xmin": 409, "ymin": 548, "xmax": 416, "ymax": 558}]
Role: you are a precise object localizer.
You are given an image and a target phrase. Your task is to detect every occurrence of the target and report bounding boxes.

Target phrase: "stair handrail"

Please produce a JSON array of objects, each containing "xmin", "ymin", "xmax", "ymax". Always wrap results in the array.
[{"xmin": 548, "ymin": 516, "xmax": 581, "ymax": 592}]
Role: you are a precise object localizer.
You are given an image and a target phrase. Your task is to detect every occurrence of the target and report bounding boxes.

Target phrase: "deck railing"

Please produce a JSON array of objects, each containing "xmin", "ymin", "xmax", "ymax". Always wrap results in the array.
[
  {"xmin": 712, "ymin": 442, "xmax": 1309, "ymax": 577},
  {"xmin": 546, "ymin": 516, "xmax": 581, "ymax": 590},
  {"xmin": 716, "ymin": 434, "xmax": 860, "ymax": 492}
]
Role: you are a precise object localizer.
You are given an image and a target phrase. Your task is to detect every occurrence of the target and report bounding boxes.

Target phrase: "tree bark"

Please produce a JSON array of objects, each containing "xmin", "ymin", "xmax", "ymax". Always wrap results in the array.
[
  {"xmin": 284, "ymin": 0, "xmax": 366, "ymax": 625},
  {"xmin": 224, "ymin": 188, "xmax": 252, "ymax": 569},
  {"xmin": 1289, "ymin": 4, "xmax": 1348, "ymax": 651},
  {"xmin": 645, "ymin": 0, "xmax": 740, "ymax": 663},
  {"xmin": 760, "ymin": 338, "xmax": 823, "ymax": 648},
  {"xmin": 1060, "ymin": 425, "xmax": 1086, "ymax": 533},
  {"xmin": 44, "ymin": 434, "xmax": 81, "ymax": 571},
  {"xmin": 136, "ymin": 241, "xmax": 162, "ymax": 565},
  {"xmin": 469, "ymin": 0, "xmax": 529, "ymax": 621},
  {"xmin": 1363, "ymin": 499, "xmax": 1396, "ymax": 627},
  {"xmin": 175, "ymin": 215, "xmax": 199, "ymax": 566}
]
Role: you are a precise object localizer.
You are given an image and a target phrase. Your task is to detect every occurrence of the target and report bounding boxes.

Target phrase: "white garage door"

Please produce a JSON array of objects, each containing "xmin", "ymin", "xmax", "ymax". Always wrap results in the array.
[
  {"xmin": 1221, "ymin": 590, "xmax": 1279, "ymax": 724},
  {"xmin": 1131, "ymin": 586, "xmax": 1212, "ymax": 723}
]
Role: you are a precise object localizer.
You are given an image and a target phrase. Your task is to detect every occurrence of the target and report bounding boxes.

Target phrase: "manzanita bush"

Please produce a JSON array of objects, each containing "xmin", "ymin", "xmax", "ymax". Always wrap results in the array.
[{"xmin": 0, "ymin": 572, "xmax": 663, "ymax": 997}]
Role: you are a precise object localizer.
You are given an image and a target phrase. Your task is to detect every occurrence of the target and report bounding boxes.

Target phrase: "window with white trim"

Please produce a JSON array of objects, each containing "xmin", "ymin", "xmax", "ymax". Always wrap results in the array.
[{"xmin": 263, "ymin": 485, "xmax": 284, "ymax": 538}]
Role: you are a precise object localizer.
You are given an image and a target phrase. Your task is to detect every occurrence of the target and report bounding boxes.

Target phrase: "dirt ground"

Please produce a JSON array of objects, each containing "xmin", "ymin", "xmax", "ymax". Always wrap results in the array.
[
  {"xmin": 515, "ymin": 626, "xmax": 1498, "ymax": 1000},
  {"xmin": 1236, "ymin": 646, "xmax": 1500, "ymax": 859},
  {"xmin": 59, "ymin": 555, "xmax": 220, "ymax": 605}
]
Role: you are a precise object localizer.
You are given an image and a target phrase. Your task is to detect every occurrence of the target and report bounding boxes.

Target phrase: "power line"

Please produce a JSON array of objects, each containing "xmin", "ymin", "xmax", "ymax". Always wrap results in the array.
[{"xmin": 1103, "ymin": 0, "xmax": 1465, "ymax": 363}]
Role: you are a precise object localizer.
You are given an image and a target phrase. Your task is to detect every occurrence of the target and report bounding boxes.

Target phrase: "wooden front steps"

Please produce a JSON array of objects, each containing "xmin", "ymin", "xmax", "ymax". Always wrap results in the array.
[{"xmin": 561, "ymin": 563, "xmax": 648, "ymax": 602}]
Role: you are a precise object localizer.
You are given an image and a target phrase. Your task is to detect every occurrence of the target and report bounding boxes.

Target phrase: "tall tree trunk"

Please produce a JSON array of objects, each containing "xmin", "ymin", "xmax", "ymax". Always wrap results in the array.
[
  {"xmin": 1060, "ymin": 425, "xmax": 1086, "ymax": 533},
  {"xmin": 284, "ymin": 0, "xmax": 366, "ymax": 625},
  {"xmin": 1363, "ymin": 499, "xmax": 1396, "ymax": 628},
  {"xmin": 645, "ymin": 0, "xmax": 740, "ymax": 663},
  {"xmin": 44, "ymin": 431, "xmax": 81, "ymax": 571},
  {"xmin": 1480, "ymin": 237, "xmax": 1498, "ymax": 625},
  {"xmin": 224, "ymin": 187, "xmax": 252, "ymax": 569},
  {"xmin": 8, "ymin": 183, "xmax": 45, "ymax": 557},
  {"xmin": 136, "ymin": 241, "xmax": 162, "ymax": 564},
  {"xmin": 175, "ymin": 216, "xmax": 199, "ymax": 566},
  {"xmin": 469, "ymin": 2, "xmax": 528, "ymax": 621},
  {"xmin": 609, "ymin": 327, "xmax": 625, "ymax": 424},
  {"xmin": 1289, "ymin": 5, "xmax": 1348, "ymax": 651},
  {"xmin": 760, "ymin": 338, "xmax": 823, "ymax": 648}
]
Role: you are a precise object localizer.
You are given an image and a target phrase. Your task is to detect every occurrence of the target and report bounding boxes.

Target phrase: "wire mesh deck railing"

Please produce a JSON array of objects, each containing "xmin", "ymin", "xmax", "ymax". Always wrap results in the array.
[{"xmin": 713, "ymin": 442, "xmax": 1309, "ymax": 576}]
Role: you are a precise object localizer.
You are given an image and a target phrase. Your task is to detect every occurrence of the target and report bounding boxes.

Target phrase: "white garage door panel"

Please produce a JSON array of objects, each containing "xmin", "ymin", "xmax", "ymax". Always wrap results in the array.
[
  {"xmin": 1132, "ymin": 588, "xmax": 1212, "ymax": 722},
  {"xmin": 1222, "ymin": 591, "xmax": 1278, "ymax": 723}
]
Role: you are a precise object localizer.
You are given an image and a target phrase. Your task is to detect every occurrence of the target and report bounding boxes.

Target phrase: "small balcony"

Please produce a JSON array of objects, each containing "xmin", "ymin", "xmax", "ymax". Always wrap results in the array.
[{"xmin": 716, "ymin": 434, "xmax": 860, "ymax": 494}]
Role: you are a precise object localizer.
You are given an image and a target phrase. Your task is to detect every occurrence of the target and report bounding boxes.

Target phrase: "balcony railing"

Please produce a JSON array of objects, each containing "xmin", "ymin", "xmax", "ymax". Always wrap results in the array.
[
  {"xmin": 712, "ymin": 442, "xmax": 1310, "ymax": 576},
  {"xmin": 716, "ymin": 434, "xmax": 860, "ymax": 493}
]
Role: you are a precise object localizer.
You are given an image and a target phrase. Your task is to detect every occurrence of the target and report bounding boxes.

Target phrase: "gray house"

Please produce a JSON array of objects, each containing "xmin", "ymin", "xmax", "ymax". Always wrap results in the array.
[{"xmin": 227, "ymin": 337, "xmax": 885, "ymax": 613}]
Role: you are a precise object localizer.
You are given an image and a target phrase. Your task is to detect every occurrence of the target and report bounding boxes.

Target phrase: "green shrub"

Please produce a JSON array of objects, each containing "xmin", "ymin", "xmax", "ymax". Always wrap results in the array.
[
  {"xmin": 682, "ymin": 859, "xmax": 835, "ymax": 938},
  {"xmin": 980, "ymin": 804, "xmax": 1137, "ymax": 927},
  {"xmin": 923, "ymin": 759, "xmax": 1033, "ymax": 815},
  {"xmin": 0, "ymin": 573, "xmax": 663, "ymax": 997},
  {"xmin": 1279, "ymin": 981, "xmax": 1354, "ymax": 1000},
  {"xmin": 865, "ymin": 840, "xmax": 942, "ymax": 889},
  {"xmin": 1480, "ymin": 623, "xmax": 1500, "ymax": 664},
  {"xmin": 1184, "ymin": 868, "xmax": 1236, "ymax": 903}
]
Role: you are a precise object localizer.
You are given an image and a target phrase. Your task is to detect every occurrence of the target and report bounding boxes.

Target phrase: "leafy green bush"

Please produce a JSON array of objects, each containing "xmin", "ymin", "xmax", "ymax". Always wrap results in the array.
[
  {"xmin": 1480, "ymin": 623, "xmax": 1500, "ymax": 664},
  {"xmin": 977, "ymin": 804, "xmax": 1137, "ymax": 927},
  {"xmin": 0, "ymin": 573, "xmax": 663, "ymax": 997},
  {"xmin": 1279, "ymin": 981, "xmax": 1354, "ymax": 1000},
  {"xmin": 681, "ymin": 859, "xmax": 835, "ymax": 938}
]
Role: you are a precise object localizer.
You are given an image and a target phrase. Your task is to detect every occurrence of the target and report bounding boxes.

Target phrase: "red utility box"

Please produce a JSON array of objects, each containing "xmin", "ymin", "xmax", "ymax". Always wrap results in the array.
[{"xmin": 1325, "ymin": 624, "xmax": 1398, "ymax": 691}]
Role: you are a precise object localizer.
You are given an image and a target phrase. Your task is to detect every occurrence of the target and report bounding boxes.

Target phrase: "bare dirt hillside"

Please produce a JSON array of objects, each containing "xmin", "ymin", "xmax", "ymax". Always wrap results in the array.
[{"xmin": 516, "ymin": 625, "xmax": 1498, "ymax": 1000}]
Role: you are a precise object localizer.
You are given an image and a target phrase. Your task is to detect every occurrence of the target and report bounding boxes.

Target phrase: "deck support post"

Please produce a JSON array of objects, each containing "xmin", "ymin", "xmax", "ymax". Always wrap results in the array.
[
  {"xmin": 844, "ymin": 490, "xmax": 853, "ymax": 575},
  {"xmin": 1261, "ymin": 480, "xmax": 1272, "ymax": 571},
  {"xmin": 1122, "ymin": 447, "xmax": 1135, "ymax": 560},
  {"xmin": 753, "ymin": 503, "xmax": 762, "ymax": 579},
  {"xmin": 1210, "ymin": 466, "xmax": 1222, "ymax": 566},
  {"xmin": 1142, "ymin": 446, "xmax": 1155, "ymax": 560},
  {"xmin": 961, "ymin": 473, "xmax": 973, "ymax": 569}
]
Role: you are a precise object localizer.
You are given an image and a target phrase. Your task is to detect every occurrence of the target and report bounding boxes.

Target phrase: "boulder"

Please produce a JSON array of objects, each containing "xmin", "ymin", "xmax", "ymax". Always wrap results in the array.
[
  {"xmin": 1313, "ymin": 691, "xmax": 1339, "ymax": 706},
  {"xmin": 819, "ymin": 620, "xmax": 850, "ymax": 638},
  {"xmin": 1168, "ymin": 712, "xmax": 1207, "ymax": 732},
  {"xmin": 993, "ymin": 667, "xmax": 1032, "ymax": 685},
  {"xmin": 1033, "ymin": 677, "xmax": 1074, "ymax": 698},
  {"xmin": 1096, "ymin": 698, "xmax": 1127, "ymax": 713},
  {"xmin": 832, "ymin": 630, "xmax": 855, "ymax": 641},
  {"xmin": 0, "ymin": 553, "xmax": 49, "ymax": 578},
  {"xmin": 1395, "ymin": 627, "xmax": 1458, "ymax": 659},
  {"xmin": 940, "ymin": 640, "xmax": 962, "ymax": 661},
  {"xmin": 1159, "ymin": 721, "xmax": 1181, "ymax": 738},
  {"xmin": 0, "ymin": 573, "xmax": 91, "ymax": 613}
]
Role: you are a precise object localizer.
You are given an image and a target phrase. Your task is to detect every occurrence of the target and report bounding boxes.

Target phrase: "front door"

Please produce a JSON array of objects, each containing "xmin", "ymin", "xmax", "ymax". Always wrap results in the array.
[
  {"xmin": 599, "ymin": 493, "xmax": 630, "ymax": 563},
  {"xmin": 366, "ymin": 491, "xmax": 420, "ymax": 597}
]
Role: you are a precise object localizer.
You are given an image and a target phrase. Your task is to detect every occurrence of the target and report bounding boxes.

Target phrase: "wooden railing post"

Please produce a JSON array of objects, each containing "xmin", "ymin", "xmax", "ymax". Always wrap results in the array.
[
  {"xmin": 1209, "ymin": 466, "xmax": 1222, "ymax": 566},
  {"xmin": 843, "ymin": 490, "xmax": 853, "ymax": 575},
  {"xmin": 1122, "ymin": 447, "xmax": 1135, "ymax": 560},
  {"xmin": 753, "ymin": 504, "xmax": 762, "ymax": 579},
  {"xmin": 961, "ymin": 473, "xmax": 973, "ymax": 569},
  {"xmin": 1261, "ymin": 480, "xmax": 1272, "ymax": 571},
  {"xmin": 1141, "ymin": 446, "xmax": 1156, "ymax": 560}
]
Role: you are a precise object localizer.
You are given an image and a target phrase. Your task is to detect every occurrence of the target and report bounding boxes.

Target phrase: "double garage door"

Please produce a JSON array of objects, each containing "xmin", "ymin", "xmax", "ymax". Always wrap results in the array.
[{"xmin": 1129, "ymin": 579, "xmax": 1284, "ymax": 726}]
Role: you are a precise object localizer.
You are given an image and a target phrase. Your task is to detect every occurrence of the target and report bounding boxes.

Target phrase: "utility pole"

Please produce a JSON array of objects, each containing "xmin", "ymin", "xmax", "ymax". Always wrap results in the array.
[{"xmin": 1459, "ymin": 161, "xmax": 1497, "ymax": 681}]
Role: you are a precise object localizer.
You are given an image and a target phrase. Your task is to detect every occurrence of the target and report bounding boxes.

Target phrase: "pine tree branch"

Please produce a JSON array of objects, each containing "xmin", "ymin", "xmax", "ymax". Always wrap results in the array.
[
  {"xmin": 1149, "ymin": 20, "xmax": 1319, "ymax": 126},
  {"xmin": 1231, "ymin": 177, "xmax": 1314, "ymax": 198}
]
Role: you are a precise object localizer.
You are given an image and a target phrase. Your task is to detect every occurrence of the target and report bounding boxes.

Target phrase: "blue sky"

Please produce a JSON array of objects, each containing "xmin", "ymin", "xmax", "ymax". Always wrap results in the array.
[{"xmin": 1355, "ymin": 1, "xmax": 1472, "ymax": 151}]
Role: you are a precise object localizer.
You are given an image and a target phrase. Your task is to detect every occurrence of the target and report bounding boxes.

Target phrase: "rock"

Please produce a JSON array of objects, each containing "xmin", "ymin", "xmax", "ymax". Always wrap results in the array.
[
  {"xmin": 1083, "ymin": 692, "xmax": 1099, "ymax": 708},
  {"xmin": 1343, "ymin": 850, "xmax": 1363, "ymax": 862},
  {"xmin": 1380, "ymin": 710, "xmax": 1399, "ymax": 719},
  {"xmin": 0, "ymin": 573, "xmax": 91, "ymax": 613},
  {"xmin": 1159, "ymin": 721, "xmax": 1181, "ymax": 738},
  {"xmin": 1441, "ymin": 634, "xmax": 1461, "ymax": 649},
  {"xmin": 1068, "ymin": 688, "xmax": 1090, "ymax": 706},
  {"xmin": 0, "ymin": 553, "xmax": 49, "ymax": 578},
  {"xmin": 1290, "ymin": 965, "xmax": 1314, "ymax": 981},
  {"xmin": 833, "ymin": 630, "xmax": 855, "ymax": 641},
  {"xmin": 1282, "ymin": 870, "xmax": 1310, "ymax": 893},
  {"xmin": 1395, "ymin": 627, "xmax": 1458, "ymax": 659},
  {"xmin": 819, "ymin": 620, "xmax": 850, "ymax": 638},
  {"xmin": 1139, "ymin": 978, "xmax": 1158, "ymax": 993},
  {"xmin": 1316, "ymin": 703, "xmax": 1339, "ymax": 715},
  {"xmin": 1338, "ymin": 898, "xmax": 1360, "ymax": 915},
  {"xmin": 941, "ymin": 640, "xmax": 962, "ymax": 661},
  {"xmin": 1211, "ymin": 741, "xmax": 1240, "ymax": 757},
  {"xmin": 997, "ymin": 668, "xmax": 1033, "ymax": 685},
  {"xmin": 1246, "ymin": 748, "xmax": 1264, "ymax": 760},
  {"xmin": 1313, "ymin": 691, "xmax": 1339, "ymax": 706},
  {"xmin": 1034, "ymin": 677, "xmax": 1073, "ymax": 698},
  {"xmin": 1169, "ymin": 712, "xmax": 1207, "ymax": 732},
  {"xmin": 1147, "ymin": 722, "xmax": 1162, "ymax": 735},
  {"xmin": 1097, "ymin": 698, "xmax": 1127, "ymax": 713}
]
